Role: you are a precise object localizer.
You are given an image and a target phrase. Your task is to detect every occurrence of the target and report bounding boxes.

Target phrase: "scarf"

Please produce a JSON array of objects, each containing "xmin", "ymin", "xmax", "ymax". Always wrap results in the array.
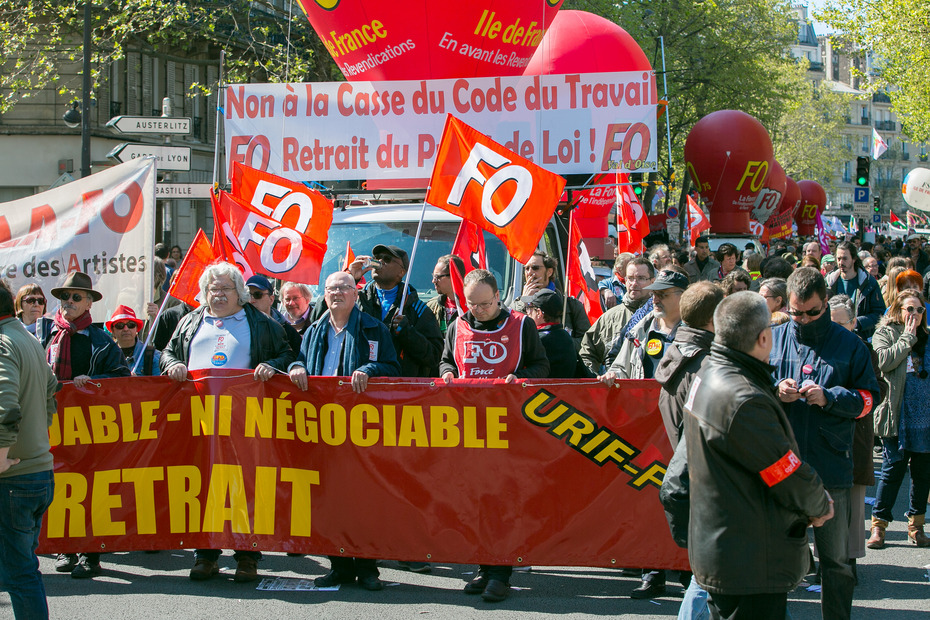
[{"xmin": 48, "ymin": 309, "xmax": 93, "ymax": 380}]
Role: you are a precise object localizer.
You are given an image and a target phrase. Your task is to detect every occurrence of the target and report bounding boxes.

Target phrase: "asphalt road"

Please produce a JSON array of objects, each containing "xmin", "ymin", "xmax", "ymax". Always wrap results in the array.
[{"xmin": 3, "ymin": 458, "xmax": 930, "ymax": 619}]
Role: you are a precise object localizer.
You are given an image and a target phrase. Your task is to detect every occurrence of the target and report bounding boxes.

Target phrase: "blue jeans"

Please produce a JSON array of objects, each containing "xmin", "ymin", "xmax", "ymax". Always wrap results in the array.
[
  {"xmin": 0, "ymin": 470, "xmax": 55, "ymax": 620},
  {"xmin": 872, "ymin": 437, "xmax": 930, "ymax": 521},
  {"xmin": 678, "ymin": 575, "xmax": 710, "ymax": 620}
]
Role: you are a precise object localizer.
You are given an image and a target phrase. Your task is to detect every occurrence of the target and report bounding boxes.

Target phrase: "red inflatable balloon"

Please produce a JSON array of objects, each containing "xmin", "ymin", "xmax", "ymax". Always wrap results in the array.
[
  {"xmin": 298, "ymin": 0, "xmax": 563, "ymax": 81},
  {"xmin": 523, "ymin": 10, "xmax": 651, "ymax": 75},
  {"xmin": 684, "ymin": 110, "xmax": 775, "ymax": 234},
  {"xmin": 795, "ymin": 180, "xmax": 826, "ymax": 236},
  {"xmin": 752, "ymin": 161, "xmax": 787, "ymax": 226},
  {"xmin": 782, "ymin": 177, "xmax": 802, "ymax": 219},
  {"xmin": 765, "ymin": 177, "xmax": 801, "ymax": 240}
]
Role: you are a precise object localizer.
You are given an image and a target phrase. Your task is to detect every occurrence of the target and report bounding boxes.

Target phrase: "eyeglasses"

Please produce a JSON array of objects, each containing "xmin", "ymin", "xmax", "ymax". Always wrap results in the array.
[
  {"xmin": 249, "ymin": 291, "xmax": 268, "ymax": 300},
  {"xmin": 22, "ymin": 297, "xmax": 45, "ymax": 305},
  {"xmin": 432, "ymin": 273, "xmax": 450, "ymax": 282},
  {"xmin": 208, "ymin": 286, "xmax": 236, "ymax": 295},
  {"xmin": 466, "ymin": 300, "xmax": 497, "ymax": 311},
  {"xmin": 903, "ymin": 306, "xmax": 926, "ymax": 315},
  {"xmin": 111, "ymin": 322, "xmax": 137, "ymax": 330},
  {"xmin": 325, "ymin": 285, "xmax": 355, "ymax": 294},
  {"xmin": 58, "ymin": 292, "xmax": 85, "ymax": 303},
  {"xmin": 626, "ymin": 276, "xmax": 654, "ymax": 283},
  {"xmin": 786, "ymin": 304, "xmax": 825, "ymax": 318}
]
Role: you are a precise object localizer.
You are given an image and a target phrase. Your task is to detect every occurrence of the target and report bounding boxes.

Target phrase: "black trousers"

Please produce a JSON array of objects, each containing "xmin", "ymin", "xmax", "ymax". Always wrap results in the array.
[{"xmin": 707, "ymin": 591, "xmax": 787, "ymax": 620}]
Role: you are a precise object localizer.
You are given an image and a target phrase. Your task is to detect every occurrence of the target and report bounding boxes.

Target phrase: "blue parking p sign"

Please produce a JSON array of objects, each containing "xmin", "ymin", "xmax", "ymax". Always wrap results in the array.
[
  {"xmin": 873, "ymin": 213, "xmax": 882, "ymax": 224},
  {"xmin": 854, "ymin": 187, "xmax": 870, "ymax": 203}
]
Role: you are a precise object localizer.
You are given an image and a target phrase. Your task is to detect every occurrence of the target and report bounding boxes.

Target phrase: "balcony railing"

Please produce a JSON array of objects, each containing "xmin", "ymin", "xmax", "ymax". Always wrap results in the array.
[{"xmin": 875, "ymin": 120, "xmax": 896, "ymax": 131}]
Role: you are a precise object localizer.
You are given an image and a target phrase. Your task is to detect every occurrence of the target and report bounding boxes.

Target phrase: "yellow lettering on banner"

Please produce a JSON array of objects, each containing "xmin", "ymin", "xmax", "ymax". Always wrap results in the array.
[
  {"xmin": 398, "ymin": 406, "xmax": 428, "ymax": 447},
  {"xmin": 294, "ymin": 402, "xmax": 317, "ymax": 442},
  {"xmin": 463, "ymin": 407, "xmax": 484, "ymax": 448},
  {"xmin": 92, "ymin": 469, "xmax": 125, "ymax": 536},
  {"xmin": 281, "ymin": 467, "xmax": 320, "ymax": 537},
  {"xmin": 430, "ymin": 406, "xmax": 460, "ymax": 447},
  {"xmin": 217, "ymin": 395, "xmax": 232, "ymax": 436},
  {"xmin": 191, "ymin": 396, "xmax": 215, "ymax": 436},
  {"xmin": 139, "ymin": 401, "xmax": 159, "ymax": 440},
  {"xmin": 62, "ymin": 406, "xmax": 92, "ymax": 445},
  {"xmin": 276, "ymin": 394, "xmax": 295, "ymax": 440},
  {"xmin": 523, "ymin": 391, "xmax": 570, "ymax": 425},
  {"xmin": 382, "ymin": 405, "xmax": 397, "ymax": 447},
  {"xmin": 88, "ymin": 405, "xmax": 119, "ymax": 443},
  {"xmin": 46, "ymin": 472, "xmax": 87, "ymax": 537},
  {"xmin": 552, "ymin": 412, "xmax": 596, "ymax": 445},
  {"xmin": 245, "ymin": 397, "xmax": 274, "ymax": 438},
  {"xmin": 167, "ymin": 465, "xmax": 202, "ymax": 533},
  {"xmin": 48, "ymin": 412, "xmax": 61, "ymax": 447},
  {"xmin": 118, "ymin": 403, "xmax": 139, "ymax": 441},
  {"xmin": 122, "ymin": 467, "xmax": 164, "ymax": 535},
  {"xmin": 580, "ymin": 430, "xmax": 612, "ymax": 454},
  {"xmin": 350, "ymin": 404, "xmax": 379, "ymax": 447},
  {"xmin": 253, "ymin": 466, "xmax": 278, "ymax": 535},
  {"xmin": 594, "ymin": 438, "xmax": 637, "ymax": 465},
  {"xmin": 202, "ymin": 464, "xmax": 250, "ymax": 534},
  {"xmin": 486, "ymin": 407, "xmax": 509, "ymax": 449},
  {"xmin": 320, "ymin": 403, "xmax": 347, "ymax": 445},
  {"xmin": 630, "ymin": 463, "xmax": 666, "ymax": 489}
]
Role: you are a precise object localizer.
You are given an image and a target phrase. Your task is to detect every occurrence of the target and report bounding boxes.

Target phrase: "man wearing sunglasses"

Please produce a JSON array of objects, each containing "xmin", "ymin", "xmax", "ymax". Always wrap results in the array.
[
  {"xmin": 770, "ymin": 267, "xmax": 881, "ymax": 620},
  {"xmin": 246, "ymin": 274, "xmax": 302, "ymax": 355},
  {"xmin": 36, "ymin": 271, "xmax": 129, "ymax": 580}
]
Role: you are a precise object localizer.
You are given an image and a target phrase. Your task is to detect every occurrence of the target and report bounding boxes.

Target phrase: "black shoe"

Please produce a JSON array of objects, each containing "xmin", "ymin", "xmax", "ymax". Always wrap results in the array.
[
  {"xmin": 464, "ymin": 572, "xmax": 488, "ymax": 594},
  {"xmin": 678, "ymin": 570, "xmax": 693, "ymax": 589},
  {"xmin": 55, "ymin": 553, "xmax": 78, "ymax": 572},
  {"xmin": 358, "ymin": 573, "xmax": 384, "ymax": 591},
  {"xmin": 314, "ymin": 570, "xmax": 356, "ymax": 587},
  {"xmin": 630, "ymin": 578, "xmax": 666, "ymax": 599},
  {"xmin": 71, "ymin": 556, "xmax": 102, "ymax": 579},
  {"xmin": 398, "ymin": 561, "xmax": 432, "ymax": 573},
  {"xmin": 481, "ymin": 579, "xmax": 510, "ymax": 602}
]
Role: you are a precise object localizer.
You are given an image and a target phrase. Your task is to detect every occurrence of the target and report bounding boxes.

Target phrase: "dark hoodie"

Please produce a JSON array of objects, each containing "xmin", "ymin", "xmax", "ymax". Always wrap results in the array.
[{"xmin": 654, "ymin": 325, "xmax": 715, "ymax": 446}]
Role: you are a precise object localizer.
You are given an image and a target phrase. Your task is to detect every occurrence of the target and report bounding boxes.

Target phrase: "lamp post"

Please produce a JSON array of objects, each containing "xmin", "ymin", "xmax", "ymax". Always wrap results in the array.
[{"xmin": 62, "ymin": 0, "xmax": 92, "ymax": 177}]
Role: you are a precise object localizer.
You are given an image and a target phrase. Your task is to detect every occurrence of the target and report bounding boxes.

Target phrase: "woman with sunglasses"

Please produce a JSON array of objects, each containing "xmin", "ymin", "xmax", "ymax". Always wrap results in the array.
[
  {"xmin": 13, "ymin": 284, "xmax": 46, "ymax": 336},
  {"xmin": 869, "ymin": 288, "xmax": 930, "ymax": 549}
]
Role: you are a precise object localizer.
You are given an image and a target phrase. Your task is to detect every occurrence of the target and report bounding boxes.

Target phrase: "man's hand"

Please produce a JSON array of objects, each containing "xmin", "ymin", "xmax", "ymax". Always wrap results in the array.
[
  {"xmin": 146, "ymin": 302, "xmax": 159, "ymax": 321},
  {"xmin": 799, "ymin": 382, "xmax": 827, "ymax": 407},
  {"xmin": 522, "ymin": 276, "xmax": 543, "ymax": 298},
  {"xmin": 253, "ymin": 363, "xmax": 275, "ymax": 382},
  {"xmin": 777, "ymin": 379, "xmax": 802, "ymax": 403},
  {"xmin": 289, "ymin": 367, "xmax": 308, "ymax": 391},
  {"xmin": 347, "ymin": 255, "xmax": 373, "ymax": 282},
  {"xmin": 810, "ymin": 491, "xmax": 835, "ymax": 527},
  {"xmin": 504, "ymin": 374, "xmax": 518, "ymax": 384},
  {"xmin": 441, "ymin": 371, "xmax": 455, "ymax": 385},
  {"xmin": 0, "ymin": 448, "xmax": 19, "ymax": 475},
  {"xmin": 166, "ymin": 363, "xmax": 189, "ymax": 382},
  {"xmin": 597, "ymin": 371, "xmax": 617, "ymax": 387},
  {"xmin": 73, "ymin": 375, "xmax": 92, "ymax": 389},
  {"xmin": 350, "ymin": 370, "xmax": 370, "ymax": 393},
  {"xmin": 602, "ymin": 289, "xmax": 618, "ymax": 309},
  {"xmin": 392, "ymin": 313, "xmax": 408, "ymax": 331}
]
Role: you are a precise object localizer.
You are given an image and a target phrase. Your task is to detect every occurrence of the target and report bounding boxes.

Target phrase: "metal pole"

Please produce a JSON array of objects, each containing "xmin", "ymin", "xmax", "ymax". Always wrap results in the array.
[
  {"xmin": 212, "ymin": 50, "xmax": 225, "ymax": 191},
  {"xmin": 80, "ymin": 0, "xmax": 91, "ymax": 178},
  {"xmin": 398, "ymin": 198, "xmax": 429, "ymax": 313},
  {"xmin": 659, "ymin": 36, "xmax": 673, "ymax": 174}
]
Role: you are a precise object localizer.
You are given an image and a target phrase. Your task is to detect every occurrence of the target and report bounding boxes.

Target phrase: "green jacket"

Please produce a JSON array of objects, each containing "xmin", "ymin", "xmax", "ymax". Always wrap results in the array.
[
  {"xmin": 872, "ymin": 321, "xmax": 918, "ymax": 438},
  {"xmin": 0, "ymin": 317, "xmax": 58, "ymax": 478}
]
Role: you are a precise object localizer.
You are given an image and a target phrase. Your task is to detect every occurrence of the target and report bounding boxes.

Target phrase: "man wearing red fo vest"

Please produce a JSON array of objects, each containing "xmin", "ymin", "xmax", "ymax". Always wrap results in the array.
[{"xmin": 439, "ymin": 269, "xmax": 549, "ymax": 602}]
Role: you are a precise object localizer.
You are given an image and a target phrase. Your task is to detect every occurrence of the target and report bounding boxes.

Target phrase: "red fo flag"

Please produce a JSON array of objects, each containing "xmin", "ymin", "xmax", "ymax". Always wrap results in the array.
[
  {"xmin": 427, "ymin": 114, "xmax": 566, "ymax": 263},
  {"xmin": 687, "ymin": 195, "xmax": 711, "ymax": 246},
  {"xmin": 230, "ymin": 161, "xmax": 334, "ymax": 246},
  {"xmin": 616, "ymin": 173, "xmax": 650, "ymax": 254},
  {"xmin": 168, "ymin": 229, "xmax": 216, "ymax": 308},
  {"xmin": 212, "ymin": 190, "xmax": 327, "ymax": 284},
  {"xmin": 211, "ymin": 192, "xmax": 255, "ymax": 280},
  {"xmin": 448, "ymin": 219, "xmax": 487, "ymax": 316},
  {"xmin": 568, "ymin": 213, "xmax": 604, "ymax": 323}
]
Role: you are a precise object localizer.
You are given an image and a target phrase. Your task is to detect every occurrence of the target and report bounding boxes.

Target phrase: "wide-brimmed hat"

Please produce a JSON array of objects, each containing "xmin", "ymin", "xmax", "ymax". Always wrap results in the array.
[
  {"xmin": 106, "ymin": 305, "xmax": 144, "ymax": 331},
  {"xmin": 51, "ymin": 271, "xmax": 102, "ymax": 301}
]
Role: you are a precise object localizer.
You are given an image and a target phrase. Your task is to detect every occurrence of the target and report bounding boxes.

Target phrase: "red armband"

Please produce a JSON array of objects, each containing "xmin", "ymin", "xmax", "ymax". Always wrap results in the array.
[
  {"xmin": 857, "ymin": 390, "xmax": 873, "ymax": 419},
  {"xmin": 760, "ymin": 450, "xmax": 802, "ymax": 487}
]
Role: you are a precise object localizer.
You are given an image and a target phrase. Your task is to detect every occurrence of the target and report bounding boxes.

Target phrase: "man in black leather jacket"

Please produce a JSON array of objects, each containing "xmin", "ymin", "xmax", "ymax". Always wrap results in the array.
[{"xmin": 684, "ymin": 291, "xmax": 833, "ymax": 619}]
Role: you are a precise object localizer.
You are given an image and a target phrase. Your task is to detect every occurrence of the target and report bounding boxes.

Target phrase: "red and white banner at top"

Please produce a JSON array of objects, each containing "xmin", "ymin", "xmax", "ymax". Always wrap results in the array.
[{"xmin": 224, "ymin": 72, "xmax": 659, "ymax": 182}]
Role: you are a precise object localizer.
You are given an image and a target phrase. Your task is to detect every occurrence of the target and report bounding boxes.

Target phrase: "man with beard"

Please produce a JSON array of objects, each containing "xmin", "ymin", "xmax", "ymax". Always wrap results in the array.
[{"xmin": 580, "ymin": 256, "xmax": 655, "ymax": 375}]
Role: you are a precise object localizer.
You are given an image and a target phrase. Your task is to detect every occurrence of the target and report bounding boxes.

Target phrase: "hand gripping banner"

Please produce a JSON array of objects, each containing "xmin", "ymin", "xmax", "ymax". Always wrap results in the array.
[{"xmin": 39, "ymin": 371, "xmax": 688, "ymax": 570}]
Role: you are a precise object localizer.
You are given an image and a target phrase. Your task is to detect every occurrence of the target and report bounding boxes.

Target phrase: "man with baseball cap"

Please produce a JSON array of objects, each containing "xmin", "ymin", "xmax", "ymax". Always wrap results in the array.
[
  {"xmin": 905, "ymin": 232, "xmax": 930, "ymax": 275},
  {"xmin": 246, "ymin": 274, "xmax": 302, "ymax": 355},
  {"xmin": 522, "ymin": 289, "xmax": 586, "ymax": 378},
  {"xmin": 107, "ymin": 305, "xmax": 160, "ymax": 376}
]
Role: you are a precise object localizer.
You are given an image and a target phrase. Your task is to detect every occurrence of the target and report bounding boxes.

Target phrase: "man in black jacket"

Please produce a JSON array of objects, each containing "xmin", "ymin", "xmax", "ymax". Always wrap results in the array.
[
  {"xmin": 522, "ymin": 289, "xmax": 587, "ymax": 378},
  {"xmin": 685, "ymin": 291, "xmax": 833, "ymax": 619}
]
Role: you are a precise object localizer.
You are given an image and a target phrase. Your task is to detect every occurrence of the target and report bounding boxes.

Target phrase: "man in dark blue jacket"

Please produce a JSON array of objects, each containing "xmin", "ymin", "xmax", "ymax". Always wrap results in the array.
[
  {"xmin": 770, "ymin": 267, "xmax": 880, "ymax": 620},
  {"xmin": 825, "ymin": 241, "xmax": 885, "ymax": 338}
]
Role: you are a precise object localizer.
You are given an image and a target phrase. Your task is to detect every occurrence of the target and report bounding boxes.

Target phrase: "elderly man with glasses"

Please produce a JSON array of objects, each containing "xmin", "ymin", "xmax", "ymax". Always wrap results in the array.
[
  {"xmin": 770, "ymin": 267, "xmax": 881, "ymax": 620},
  {"xmin": 160, "ymin": 262, "xmax": 295, "ymax": 583}
]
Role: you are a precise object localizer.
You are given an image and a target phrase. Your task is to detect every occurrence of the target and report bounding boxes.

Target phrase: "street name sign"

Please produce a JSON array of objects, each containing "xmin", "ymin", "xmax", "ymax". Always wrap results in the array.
[
  {"xmin": 107, "ymin": 116, "xmax": 191, "ymax": 135},
  {"xmin": 108, "ymin": 143, "xmax": 191, "ymax": 171}
]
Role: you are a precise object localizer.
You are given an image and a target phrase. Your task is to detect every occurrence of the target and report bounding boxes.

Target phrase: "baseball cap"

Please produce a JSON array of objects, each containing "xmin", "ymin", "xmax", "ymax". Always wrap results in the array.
[
  {"xmin": 371, "ymin": 244, "xmax": 410, "ymax": 270},
  {"xmin": 520, "ymin": 289, "xmax": 563, "ymax": 318},
  {"xmin": 908, "ymin": 233, "xmax": 923, "ymax": 242},
  {"xmin": 821, "ymin": 254, "xmax": 836, "ymax": 264},
  {"xmin": 246, "ymin": 274, "xmax": 273, "ymax": 292},
  {"xmin": 644, "ymin": 270, "xmax": 689, "ymax": 291}
]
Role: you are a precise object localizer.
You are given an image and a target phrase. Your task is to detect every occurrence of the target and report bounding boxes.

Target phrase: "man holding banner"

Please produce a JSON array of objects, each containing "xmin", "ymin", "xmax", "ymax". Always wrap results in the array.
[{"xmin": 439, "ymin": 269, "xmax": 549, "ymax": 602}]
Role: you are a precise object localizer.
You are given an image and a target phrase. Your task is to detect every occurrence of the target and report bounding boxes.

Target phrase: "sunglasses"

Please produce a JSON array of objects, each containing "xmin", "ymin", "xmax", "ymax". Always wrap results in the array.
[
  {"xmin": 786, "ymin": 304, "xmax": 825, "ymax": 318},
  {"xmin": 111, "ymin": 322, "xmax": 137, "ymax": 330},
  {"xmin": 249, "ymin": 291, "xmax": 269, "ymax": 300},
  {"xmin": 22, "ymin": 297, "xmax": 45, "ymax": 305},
  {"xmin": 58, "ymin": 292, "xmax": 85, "ymax": 303},
  {"xmin": 903, "ymin": 306, "xmax": 926, "ymax": 315}
]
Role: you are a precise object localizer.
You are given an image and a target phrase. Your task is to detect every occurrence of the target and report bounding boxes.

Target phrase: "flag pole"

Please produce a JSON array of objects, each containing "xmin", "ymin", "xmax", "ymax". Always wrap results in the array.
[
  {"xmin": 556, "ymin": 212, "xmax": 570, "ymax": 325},
  {"xmin": 133, "ymin": 290, "xmax": 173, "ymax": 375},
  {"xmin": 399, "ymin": 195, "xmax": 429, "ymax": 313},
  {"xmin": 212, "ymin": 50, "xmax": 225, "ymax": 192}
]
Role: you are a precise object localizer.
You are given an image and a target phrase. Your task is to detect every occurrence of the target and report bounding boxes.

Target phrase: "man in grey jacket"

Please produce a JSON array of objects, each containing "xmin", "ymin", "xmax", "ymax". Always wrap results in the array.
[{"xmin": 684, "ymin": 237, "xmax": 721, "ymax": 284}]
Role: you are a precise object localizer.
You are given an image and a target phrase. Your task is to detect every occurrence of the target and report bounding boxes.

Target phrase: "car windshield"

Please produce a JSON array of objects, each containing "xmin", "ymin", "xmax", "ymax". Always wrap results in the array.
[{"xmin": 308, "ymin": 221, "xmax": 513, "ymax": 302}]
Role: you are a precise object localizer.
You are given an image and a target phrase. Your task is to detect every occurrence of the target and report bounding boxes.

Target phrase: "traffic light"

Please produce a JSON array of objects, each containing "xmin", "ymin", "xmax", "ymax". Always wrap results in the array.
[
  {"xmin": 874, "ymin": 195, "xmax": 881, "ymax": 212},
  {"xmin": 856, "ymin": 156, "xmax": 871, "ymax": 187},
  {"xmin": 630, "ymin": 172, "xmax": 645, "ymax": 197}
]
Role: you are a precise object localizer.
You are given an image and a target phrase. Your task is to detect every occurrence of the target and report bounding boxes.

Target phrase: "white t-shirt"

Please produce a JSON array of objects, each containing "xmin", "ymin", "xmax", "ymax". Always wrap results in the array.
[{"xmin": 188, "ymin": 308, "xmax": 252, "ymax": 370}]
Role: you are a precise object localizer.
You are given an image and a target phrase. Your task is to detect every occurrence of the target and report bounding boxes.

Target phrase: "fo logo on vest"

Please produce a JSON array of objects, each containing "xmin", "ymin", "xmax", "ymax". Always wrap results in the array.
[{"xmin": 463, "ymin": 340, "xmax": 508, "ymax": 365}]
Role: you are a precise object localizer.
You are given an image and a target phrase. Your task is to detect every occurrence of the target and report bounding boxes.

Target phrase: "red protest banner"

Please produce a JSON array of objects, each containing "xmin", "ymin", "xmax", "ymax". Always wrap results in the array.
[
  {"xmin": 168, "ymin": 229, "xmax": 216, "ymax": 308},
  {"xmin": 427, "ymin": 114, "xmax": 566, "ymax": 263},
  {"xmin": 39, "ymin": 372, "xmax": 687, "ymax": 570}
]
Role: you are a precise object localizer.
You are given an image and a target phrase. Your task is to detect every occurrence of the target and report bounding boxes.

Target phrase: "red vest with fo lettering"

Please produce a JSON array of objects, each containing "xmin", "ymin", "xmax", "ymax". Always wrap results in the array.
[{"xmin": 453, "ymin": 310, "xmax": 525, "ymax": 378}]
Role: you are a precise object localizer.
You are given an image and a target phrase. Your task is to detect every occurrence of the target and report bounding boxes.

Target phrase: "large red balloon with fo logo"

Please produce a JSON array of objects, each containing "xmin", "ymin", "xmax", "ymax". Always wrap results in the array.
[
  {"xmin": 684, "ymin": 110, "xmax": 775, "ymax": 234},
  {"xmin": 298, "ymin": 0, "xmax": 563, "ymax": 81},
  {"xmin": 795, "ymin": 180, "xmax": 826, "ymax": 236},
  {"xmin": 523, "ymin": 10, "xmax": 651, "ymax": 75},
  {"xmin": 752, "ymin": 161, "xmax": 787, "ymax": 226}
]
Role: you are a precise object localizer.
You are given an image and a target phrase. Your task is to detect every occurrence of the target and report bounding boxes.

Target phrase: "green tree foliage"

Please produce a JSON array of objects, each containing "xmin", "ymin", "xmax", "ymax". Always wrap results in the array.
[
  {"xmin": 0, "ymin": 0, "xmax": 339, "ymax": 114},
  {"xmin": 820, "ymin": 0, "xmax": 930, "ymax": 143}
]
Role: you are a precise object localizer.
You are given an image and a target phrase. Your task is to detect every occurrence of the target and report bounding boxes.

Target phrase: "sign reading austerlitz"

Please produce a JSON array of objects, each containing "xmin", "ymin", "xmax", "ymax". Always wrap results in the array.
[
  {"xmin": 224, "ymin": 71, "xmax": 659, "ymax": 182},
  {"xmin": 107, "ymin": 116, "xmax": 192, "ymax": 135}
]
